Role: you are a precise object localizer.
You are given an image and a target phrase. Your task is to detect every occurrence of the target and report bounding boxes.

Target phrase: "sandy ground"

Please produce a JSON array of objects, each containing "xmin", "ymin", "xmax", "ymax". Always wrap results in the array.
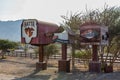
[{"xmin": 0, "ymin": 56, "xmax": 120, "ymax": 80}]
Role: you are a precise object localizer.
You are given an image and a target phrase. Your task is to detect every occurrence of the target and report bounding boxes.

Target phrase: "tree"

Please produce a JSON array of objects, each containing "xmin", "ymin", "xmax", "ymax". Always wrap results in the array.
[
  {"xmin": 79, "ymin": 6, "xmax": 120, "ymax": 70},
  {"xmin": 34, "ymin": 46, "xmax": 39, "ymax": 58},
  {"xmin": 44, "ymin": 44, "xmax": 59, "ymax": 64},
  {"xmin": 0, "ymin": 39, "xmax": 18, "ymax": 59},
  {"xmin": 24, "ymin": 44, "xmax": 28, "ymax": 57},
  {"xmin": 61, "ymin": 6, "xmax": 120, "ymax": 72},
  {"xmin": 61, "ymin": 12, "xmax": 82, "ymax": 70}
]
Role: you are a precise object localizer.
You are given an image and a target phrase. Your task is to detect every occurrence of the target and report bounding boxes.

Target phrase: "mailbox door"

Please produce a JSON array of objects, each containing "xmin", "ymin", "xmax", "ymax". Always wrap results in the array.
[{"xmin": 21, "ymin": 19, "xmax": 39, "ymax": 44}]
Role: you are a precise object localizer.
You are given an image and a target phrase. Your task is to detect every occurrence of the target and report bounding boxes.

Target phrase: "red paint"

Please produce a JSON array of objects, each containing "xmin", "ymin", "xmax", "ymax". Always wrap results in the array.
[
  {"xmin": 21, "ymin": 19, "xmax": 58, "ymax": 45},
  {"xmin": 39, "ymin": 45, "xmax": 44, "ymax": 62}
]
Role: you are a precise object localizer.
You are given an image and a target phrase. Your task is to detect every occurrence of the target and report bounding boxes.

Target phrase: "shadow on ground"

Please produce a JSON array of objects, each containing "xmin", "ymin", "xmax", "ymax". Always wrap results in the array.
[
  {"xmin": 13, "ymin": 69, "xmax": 51, "ymax": 80},
  {"xmin": 12, "ymin": 67, "xmax": 120, "ymax": 80}
]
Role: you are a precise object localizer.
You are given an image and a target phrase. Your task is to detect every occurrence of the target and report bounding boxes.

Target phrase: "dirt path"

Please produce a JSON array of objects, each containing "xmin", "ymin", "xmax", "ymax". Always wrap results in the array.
[
  {"xmin": 0, "ymin": 56, "xmax": 120, "ymax": 80},
  {"xmin": 0, "ymin": 74, "xmax": 16, "ymax": 80}
]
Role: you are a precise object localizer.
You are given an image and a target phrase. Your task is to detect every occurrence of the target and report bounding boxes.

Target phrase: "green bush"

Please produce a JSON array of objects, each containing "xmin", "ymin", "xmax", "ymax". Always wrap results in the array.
[{"xmin": 75, "ymin": 50, "xmax": 92, "ymax": 59}]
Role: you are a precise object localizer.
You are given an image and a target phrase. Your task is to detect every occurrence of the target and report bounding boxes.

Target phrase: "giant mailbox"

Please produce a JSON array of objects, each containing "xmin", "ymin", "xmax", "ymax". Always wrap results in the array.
[
  {"xmin": 80, "ymin": 22, "xmax": 109, "ymax": 72},
  {"xmin": 21, "ymin": 19, "xmax": 58, "ymax": 45},
  {"xmin": 21, "ymin": 19, "xmax": 58, "ymax": 70},
  {"xmin": 53, "ymin": 28, "xmax": 70, "ymax": 72},
  {"xmin": 80, "ymin": 23, "xmax": 109, "ymax": 45}
]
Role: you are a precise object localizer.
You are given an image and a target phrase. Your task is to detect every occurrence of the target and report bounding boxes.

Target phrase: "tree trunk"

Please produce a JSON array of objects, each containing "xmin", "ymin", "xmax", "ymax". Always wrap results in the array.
[
  {"xmin": 72, "ymin": 44, "xmax": 75, "ymax": 71},
  {"xmin": 100, "ymin": 46, "xmax": 105, "ymax": 64},
  {"xmin": 1, "ymin": 50, "xmax": 6, "ymax": 59},
  {"xmin": 45, "ymin": 56, "xmax": 48, "ymax": 65},
  {"xmin": 2, "ymin": 53, "xmax": 4, "ymax": 59},
  {"xmin": 111, "ymin": 49, "xmax": 120, "ymax": 65},
  {"xmin": 24, "ymin": 44, "xmax": 28, "ymax": 58},
  {"xmin": 105, "ymin": 46, "xmax": 110, "ymax": 63}
]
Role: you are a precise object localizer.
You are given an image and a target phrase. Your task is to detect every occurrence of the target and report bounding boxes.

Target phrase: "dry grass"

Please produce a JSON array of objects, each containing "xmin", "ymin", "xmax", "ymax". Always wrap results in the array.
[
  {"xmin": 0, "ymin": 56, "xmax": 120, "ymax": 80},
  {"xmin": 0, "ymin": 56, "xmax": 36, "ymax": 76}
]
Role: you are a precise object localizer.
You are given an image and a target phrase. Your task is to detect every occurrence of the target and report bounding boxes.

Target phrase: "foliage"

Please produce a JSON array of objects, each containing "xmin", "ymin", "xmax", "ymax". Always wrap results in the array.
[
  {"xmin": 0, "ymin": 39, "xmax": 18, "ymax": 50},
  {"xmin": 75, "ymin": 50, "xmax": 92, "ymax": 59},
  {"xmin": 0, "ymin": 39, "xmax": 18, "ymax": 59},
  {"xmin": 34, "ymin": 47, "xmax": 39, "ymax": 54},
  {"xmin": 81, "ymin": 6, "xmax": 120, "ymax": 66},
  {"xmin": 61, "ymin": 12, "xmax": 82, "ymax": 49},
  {"xmin": 74, "ymin": 49, "xmax": 92, "ymax": 68},
  {"xmin": 61, "ymin": 5, "xmax": 120, "ymax": 69},
  {"xmin": 44, "ymin": 44, "xmax": 59, "ymax": 59}
]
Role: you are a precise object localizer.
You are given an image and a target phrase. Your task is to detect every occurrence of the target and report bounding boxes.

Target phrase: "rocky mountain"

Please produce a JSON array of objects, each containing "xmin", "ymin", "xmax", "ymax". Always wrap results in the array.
[{"xmin": 0, "ymin": 20, "xmax": 23, "ymax": 42}]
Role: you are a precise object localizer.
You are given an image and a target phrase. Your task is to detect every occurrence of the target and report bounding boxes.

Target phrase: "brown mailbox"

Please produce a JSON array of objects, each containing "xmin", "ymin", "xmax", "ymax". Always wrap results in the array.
[
  {"xmin": 80, "ymin": 22, "xmax": 109, "ymax": 73},
  {"xmin": 21, "ymin": 19, "xmax": 58, "ymax": 45}
]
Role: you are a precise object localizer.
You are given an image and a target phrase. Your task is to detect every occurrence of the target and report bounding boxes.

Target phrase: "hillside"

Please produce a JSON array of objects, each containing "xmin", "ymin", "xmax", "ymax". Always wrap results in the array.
[{"xmin": 0, "ymin": 20, "xmax": 22, "ymax": 41}]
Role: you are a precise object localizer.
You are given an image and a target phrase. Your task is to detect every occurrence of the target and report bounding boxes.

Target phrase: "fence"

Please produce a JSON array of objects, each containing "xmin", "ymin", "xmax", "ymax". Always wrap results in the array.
[
  {"xmin": 5, "ymin": 51, "xmax": 120, "ymax": 63},
  {"xmin": 5, "ymin": 51, "xmax": 38, "ymax": 59}
]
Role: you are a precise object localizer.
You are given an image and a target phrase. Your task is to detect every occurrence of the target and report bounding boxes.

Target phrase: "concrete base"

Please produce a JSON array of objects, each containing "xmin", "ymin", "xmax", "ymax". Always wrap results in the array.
[
  {"xmin": 36, "ymin": 62, "xmax": 47, "ymax": 70},
  {"xmin": 104, "ymin": 64, "xmax": 113, "ymax": 73},
  {"xmin": 89, "ymin": 61, "xmax": 101, "ymax": 73},
  {"xmin": 58, "ymin": 60, "xmax": 70, "ymax": 72}
]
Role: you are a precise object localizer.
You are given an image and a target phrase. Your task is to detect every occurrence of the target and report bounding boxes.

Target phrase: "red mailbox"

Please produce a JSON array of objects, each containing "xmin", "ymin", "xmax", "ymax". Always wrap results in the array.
[
  {"xmin": 21, "ymin": 19, "xmax": 58, "ymax": 45},
  {"xmin": 21, "ymin": 19, "xmax": 59, "ymax": 70}
]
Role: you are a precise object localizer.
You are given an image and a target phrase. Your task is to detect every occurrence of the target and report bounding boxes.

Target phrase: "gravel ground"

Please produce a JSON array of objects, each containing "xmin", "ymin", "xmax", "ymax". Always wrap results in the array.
[{"xmin": 0, "ymin": 56, "xmax": 120, "ymax": 80}]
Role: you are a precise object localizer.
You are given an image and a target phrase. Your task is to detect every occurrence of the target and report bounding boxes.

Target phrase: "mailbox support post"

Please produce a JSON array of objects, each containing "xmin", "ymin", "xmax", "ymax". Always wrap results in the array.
[
  {"xmin": 36, "ymin": 45, "xmax": 47, "ymax": 70},
  {"xmin": 92, "ymin": 45, "xmax": 99, "ymax": 61},
  {"xmin": 89, "ymin": 45, "xmax": 101, "ymax": 72},
  {"xmin": 39, "ymin": 45, "xmax": 44, "ymax": 62},
  {"xmin": 62, "ymin": 43, "xmax": 67, "ymax": 60},
  {"xmin": 58, "ymin": 43, "xmax": 70, "ymax": 72},
  {"xmin": 21, "ymin": 19, "xmax": 59, "ymax": 71}
]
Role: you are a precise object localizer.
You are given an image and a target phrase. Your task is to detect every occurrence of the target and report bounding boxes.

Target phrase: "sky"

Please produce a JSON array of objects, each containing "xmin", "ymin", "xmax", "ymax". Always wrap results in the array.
[{"xmin": 0, "ymin": 0, "xmax": 120, "ymax": 24}]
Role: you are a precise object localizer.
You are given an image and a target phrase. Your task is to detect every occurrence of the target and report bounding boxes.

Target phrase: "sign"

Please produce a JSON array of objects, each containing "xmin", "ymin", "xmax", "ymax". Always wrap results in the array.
[
  {"xmin": 80, "ymin": 28, "xmax": 100, "ymax": 43},
  {"xmin": 80, "ymin": 23, "xmax": 108, "ymax": 45},
  {"xmin": 22, "ymin": 19, "xmax": 37, "ymax": 43},
  {"xmin": 21, "ymin": 19, "xmax": 59, "ymax": 45}
]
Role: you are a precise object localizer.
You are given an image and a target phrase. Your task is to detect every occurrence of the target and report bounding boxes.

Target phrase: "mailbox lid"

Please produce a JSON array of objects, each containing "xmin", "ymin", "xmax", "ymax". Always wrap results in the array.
[{"xmin": 37, "ymin": 21, "xmax": 59, "ymax": 44}]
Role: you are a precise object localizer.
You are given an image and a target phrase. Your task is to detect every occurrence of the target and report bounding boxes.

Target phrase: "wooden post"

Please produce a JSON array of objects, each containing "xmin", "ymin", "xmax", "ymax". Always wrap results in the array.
[
  {"xmin": 92, "ymin": 45, "xmax": 99, "ymax": 61},
  {"xmin": 62, "ymin": 43, "xmax": 67, "ymax": 60},
  {"xmin": 89, "ymin": 45, "xmax": 101, "ymax": 73},
  {"xmin": 58, "ymin": 43, "xmax": 70, "ymax": 72},
  {"xmin": 36, "ymin": 45, "xmax": 47, "ymax": 70},
  {"xmin": 39, "ymin": 45, "xmax": 44, "ymax": 62}
]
